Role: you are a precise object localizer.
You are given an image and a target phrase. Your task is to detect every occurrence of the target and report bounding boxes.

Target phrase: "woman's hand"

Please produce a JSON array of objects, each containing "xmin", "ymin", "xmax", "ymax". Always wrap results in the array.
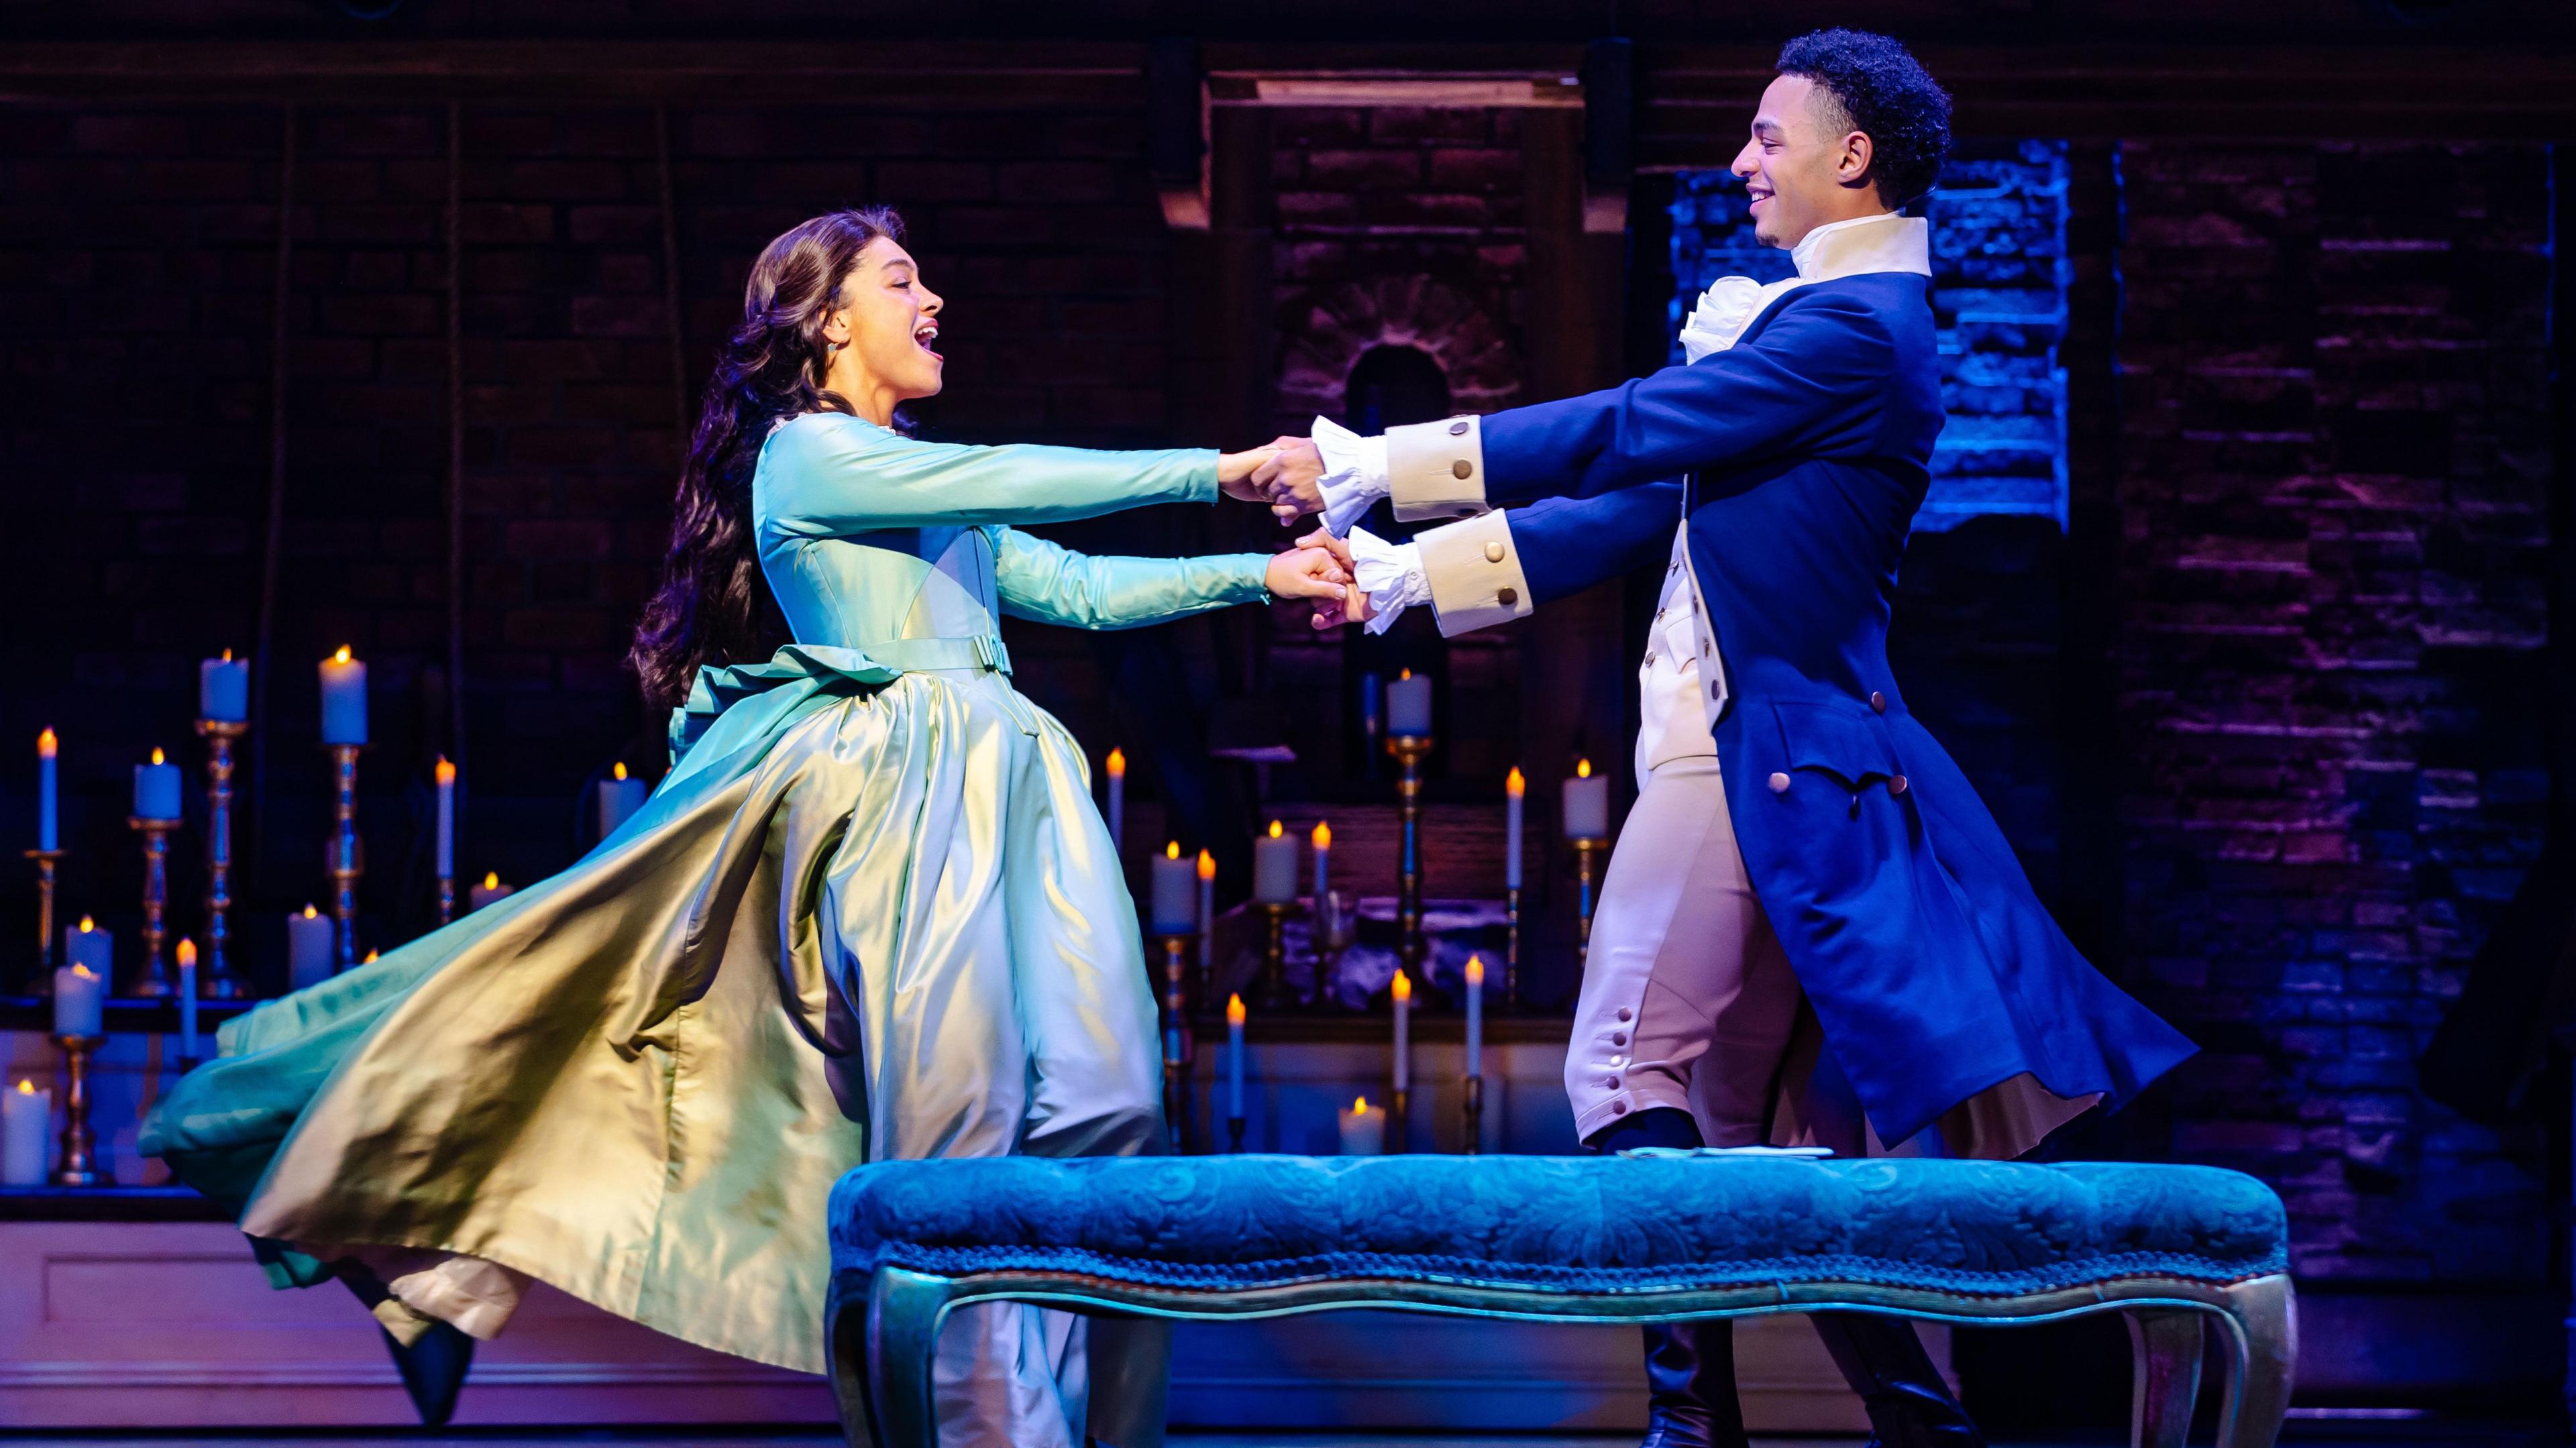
[
  {"xmin": 1218, "ymin": 441, "xmax": 1293, "ymax": 502},
  {"xmin": 1264, "ymin": 544, "xmax": 1354, "ymax": 628},
  {"xmin": 1295, "ymin": 529, "xmax": 1373, "ymax": 629}
]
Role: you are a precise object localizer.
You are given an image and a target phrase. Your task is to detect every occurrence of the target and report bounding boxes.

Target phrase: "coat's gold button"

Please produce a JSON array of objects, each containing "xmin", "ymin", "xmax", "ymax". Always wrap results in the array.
[
  {"xmin": 1497, "ymin": 587, "xmax": 1517, "ymax": 606},
  {"xmin": 1452, "ymin": 459, "xmax": 1472, "ymax": 480},
  {"xmin": 1449, "ymin": 420, "xmax": 1469, "ymax": 436},
  {"xmin": 1870, "ymin": 691, "xmax": 1887, "ymax": 713},
  {"xmin": 1768, "ymin": 772, "xmax": 1790, "ymax": 793},
  {"xmin": 1485, "ymin": 541, "xmax": 1505, "ymax": 563}
]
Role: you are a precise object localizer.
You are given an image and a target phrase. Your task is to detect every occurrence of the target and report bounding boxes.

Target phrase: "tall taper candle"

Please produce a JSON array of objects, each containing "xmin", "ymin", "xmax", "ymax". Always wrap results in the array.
[
  {"xmin": 36, "ymin": 728, "xmax": 57, "ymax": 851},
  {"xmin": 1149, "ymin": 842, "xmax": 1195, "ymax": 936},
  {"xmin": 1226, "ymin": 993, "xmax": 1246, "ymax": 1125},
  {"xmin": 319, "ymin": 646, "xmax": 368, "ymax": 746},
  {"xmin": 3, "ymin": 1080, "xmax": 47, "ymax": 1185},
  {"xmin": 133, "ymin": 747, "xmax": 182, "ymax": 822},
  {"xmin": 286, "ymin": 904, "xmax": 334, "ymax": 990},
  {"xmin": 1387, "ymin": 668, "xmax": 1432, "ymax": 738},
  {"xmin": 199, "ymin": 650, "xmax": 249, "ymax": 722},
  {"xmin": 1195, "ymin": 849, "xmax": 1216, "ymax": 977},
  {"xmin": 1311, "ymin": 820, "xmax": 1331, "ymax": 903},
  {"xmin": 1252, "ymin": 820, "xmax": 1298, "ymax": 904},
  {"xmin": 53, "ymin": 963, "xmax": 103, "ymax": 1038},
  {"xmin": 1563, "ymin": 757, "xmax": 1609, "ymax": 839},
  {"xmin": 1464, "ymin": 954, "xmax": 1485, "ymax": 1079},
  {"xmin": 1504, "ymin": 767, "xmax": 1525, "ymax": 889},
  {"xmin": 1390, "ymin": 968, "xmax": 1411, "ymax": 1093},
  {"xmin": 597, "ymin": 762, "xmax": 646, "ymax": 840},
  {"xmin": 175, "ymin": 938, "xmax": 199, "ymax": 1063},
  {"xmin": 1104, "ymin": 747, "xmax": 1125, "ymax": 851},
  {"xmin": 433, "ymin": 757, "xmax": 455, "ymax": 878}
]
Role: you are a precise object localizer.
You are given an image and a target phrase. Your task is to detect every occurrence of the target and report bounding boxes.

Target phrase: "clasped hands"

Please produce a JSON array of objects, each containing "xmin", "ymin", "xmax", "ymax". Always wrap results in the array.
[{"xmin": 1219, "ymin": 438, "xmax": 1366, "ymax": 630}]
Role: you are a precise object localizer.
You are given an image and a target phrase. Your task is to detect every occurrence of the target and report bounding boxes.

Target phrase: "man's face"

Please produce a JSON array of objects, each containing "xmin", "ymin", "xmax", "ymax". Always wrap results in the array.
[{"xmin": 1729, "ymin": 74, "xmax": 1875, "ymax": 249}]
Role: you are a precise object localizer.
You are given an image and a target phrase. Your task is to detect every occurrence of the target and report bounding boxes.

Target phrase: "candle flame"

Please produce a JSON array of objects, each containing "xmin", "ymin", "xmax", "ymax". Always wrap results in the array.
[
  {"xmin": 333, "ymin": 645, "xmax": 352, "ymax": 663},
  {"xmin": 1466, "ymin": 954, "xmax": 1484, "ymax": 986},
  {"xmin": 1507, "ymin": 766, "xmax": 1524, "ymax": 796},
  {"xmin": 1226, "ymin": 993, "xmax": 1246, "ymax": 1026},
  {"xmin": 77, "ymin": 915, "xmax": 93, "ymax": 932},
  {"xmin": 221, "ymin": 648, "xmax": 233, "ymax": 661},
  {"xmin": 1353, "ymin": 1095, "xmax": 1369, "ymax": 1112},
  {"xmin": 176, "ymin": 938, "xmax": 197, "ymax": 967},
  {"xmin": 1576, "ymin": 758, "xmax": 1593, "ymax": 779},
  {"xmin": 1268, "ymin": 820, "xmax": 1283, "ymax": 839},
  {"xmin": 14, "ymin": 1079, "xmax": 31, "ymax": 1095},
  {"xmin": 1197, "ymin": 848, "xmax": 1215, "ymax": 881},
  {"xmin": 482, "ymin": 871, "xmax": 499, "ymax": 889},
  {"xmin": 1106, "ymin": 747, "xmax": 1124, "ymax": 777},
  {"xmin": 38, "ymin": 728, "xmax": 57, "ymax": 758},
  {"xmin": 1399, "ymin": 667, "xmax": 1412, "ymax": 680},
  {"xmin": 364, "ymin": 950, "xmax": 379, "ymax": 963},
  {"xmin": 435, "ymin": 757, "xmax": 455, "ymax": 785},
  {"xmin": 1165, "ymin": 841, "xmax": 1179, "ymax": 860},
  {"xmin": 1311, "ymin": 820, "xmax": 1330, "ymax": 849},
  {"xmin": 150, "ymin": 746, "xmax": 165, "ymax": 766},
  {"xmin": 1391, "ymin": 970, "xmax": 1411, "ymax": 1003},
  {"xmin": 70, "ymin": 964, "xmax": 97, "ymax": 981},
  {"xmin": 302, "ymin": 903, "xmax": 317, "ymax": 919},
  {"xmin": 612, "ymin": 761, "xmax": 629, "ymax": 781}
]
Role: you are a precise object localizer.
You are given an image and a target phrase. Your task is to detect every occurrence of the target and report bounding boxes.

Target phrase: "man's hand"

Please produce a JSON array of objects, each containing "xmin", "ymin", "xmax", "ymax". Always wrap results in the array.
[
  {"xmin": 1251, "ymin": 436, "xmax": 1326, "ymax": 523},
  {"xmin": 1295, "ymin": 528, "xmax": 1373, "ymax": 630},
  {"xmin": 1263, "ymin": 542, "xmax": 1354, "ymax": 626}
]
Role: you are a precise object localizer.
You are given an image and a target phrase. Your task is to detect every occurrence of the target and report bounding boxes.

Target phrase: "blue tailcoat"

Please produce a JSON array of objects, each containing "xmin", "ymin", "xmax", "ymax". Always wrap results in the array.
[{"xmin": 1481, "ymin": 272, "xmax": 2195, "ymax": 1147}]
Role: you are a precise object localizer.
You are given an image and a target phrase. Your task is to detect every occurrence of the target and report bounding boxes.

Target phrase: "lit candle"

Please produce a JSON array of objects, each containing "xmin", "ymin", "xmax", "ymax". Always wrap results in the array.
[
  {"xmin": 433, "ymin": 757, "xmax": 455, "ymax": 879},
  {"xmin": 1505, "ymin": 767, "xmax": 1525, "ymax": 889},
  {"xmin": 62, "ymin": 915, "xmax": 111, "ymax": 982},
  {"xmin": 36, "ymin": 728, "xmax": 57, "ymax": 851},
  {"xmin": 53, "ymin": 962, "xmax": 104, "ymax": 1038},
  {"xmin": 1464, "ymin": 954, "xmax": 1485, "ymax": 1080},
  {"xmin": 1252, "ymin": 820, "xmax": 1298, "ymax": 904},
  {"xmin": 286, "ymin": 903, "xmax": 335, "ymax": 989},
  {"xmin": 1195, "ymin": 848, "xmax": 1216, "ymax": 977},
  {"xmin": 1562, "ymin": 757, "xmax": 1609, "ymax": 840},
  {"xmin": 1148, "ymin": 842, "xmax": 1195, "ymax": 936},
  {"xmin": 319, "ymin": 646, "xmax": 368, "ymax": 746},
  {"xmin": 1391, "ymin": 968, "xmax": 1411, "ymax": 1094},
  {"xmin": 597, "ymin": 761, "xmax": 647, "ymax": 841},
  {"xmin": 3, "ymin": 1079, "xmax": 48, "ymax": 1185},
  {"xmin": 1226, "ymin": 993, "xmax": 1247, "ymax": 1127},
  {"xmin": 199, "ymin": 649, "xmax": 249, "ymax": 722},
  {"xmin": 132, "ymin": 746, "xmax": 182, "ymax": 822},
  {"xmin": 1311, "ymin": 821, "xmax": 1332, "ymax": 902},
  {"xmin": 468, "ymin": 871, "xmax": 515, "ymax": 911},
  {"xmin": 1387, "ymin": 668, "xmax": 1432, "ymax": 738},
  {"xmin": 175, "ymin": 938, "xmax": 199, "ymax": 1062},
  {"xmin": 1104, "ymin": 747, "xmax": 1126, "ymax": 850},
  {"xmin": 1336, "ymin": 1095, "xmax": 1386, "ymax": 1156}
]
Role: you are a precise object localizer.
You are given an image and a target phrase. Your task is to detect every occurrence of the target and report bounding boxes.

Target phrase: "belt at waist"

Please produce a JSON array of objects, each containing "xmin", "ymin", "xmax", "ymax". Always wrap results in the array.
[{"xmin": 859, "ymin": 635, "xmax": 1013, "ymax": 675}]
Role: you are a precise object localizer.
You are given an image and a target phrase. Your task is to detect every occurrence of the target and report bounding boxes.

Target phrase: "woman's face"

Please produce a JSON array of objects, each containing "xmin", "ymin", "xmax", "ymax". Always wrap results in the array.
[{"xmin": 823, "ymin": 235, "xmax": 945, "ymax": 407}]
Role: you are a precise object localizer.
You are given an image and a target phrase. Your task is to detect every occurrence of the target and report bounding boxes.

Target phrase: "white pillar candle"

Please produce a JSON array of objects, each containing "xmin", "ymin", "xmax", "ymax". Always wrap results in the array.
[
  {"xmin": 36, "ymin": 728, "xmax": 57, "ymax": 851},
  {"xmin": 1336, "ymin": 1095, "xmax": 1385, "ymax": 1156},
  {"xmin": 1104, "ymin": 748, "xmax": 1125, "ymax": 852},
  {"xmin": 3, "ymin": 1080, "xmax": 48, "ymax": 1185},
  {"xmin": 1504, "ymin": 767, "xmax": 1525, "ymax": 889},
  {"xmin": 468, "ymin": 871, "xmax": 515, "ymax": 911},
  {"xmin": 53, "ymin": 962, "xmax": 105, "ymax": 1037},
  {"xmin": 175, "ymin": 938, "xmax": 199, "ymax": 1062},
  {"xmin": 433, "ymin": 758, "xmax": 455, "ymax": 879},
  {"xmin": 596, "ymin": 763, "xmax": 647, "ymax": 840},
  {"xmin": 1226, "ymin": 993, "xmax": 1246, "ymax": 1127},
  {"xmin": 318, "ymin": 647, "xmax": 368, "ymax": 746},
  {"xmin": 1195, "ymin": 849, "xmax": 1216, "ymax": 976},
  {"xmin": 286, "ymin": 904, "xmax": 335, "ymax": 990},
  {"xmin": 1390, "ymin": 969, "xmax": 1411, "ymax": 1093},
  {"xmin": 62, "ymin": 917, "xmax": 111, "ymax": 982},
  {"xmin": 1310, "ymin": 821, "xmax": 1331, "ymax": 902},
  {"xmin": 1387, "ymin": 669, "xmax": 1432, "ymax": 738},
  {"xmin": 1464, "ymin": 954, "xmax": 1485, "ymax": 1080},
  {"xmin": 199, "ymin": 651, "xmax": 249, "ymax": 722},
  {"xmin": 1148, "ymin": 843, "xmax": 1195, "ymax": 936},
  {"xmin": 1252, "ymin": 821, "xmax": 1299, "ymax": 904},
  {"xmin": 132, "ymin": 747, "xmax": 182, "ymax": 822},
  {"xmin": 1562, "ymin": 758, "xmax": 1609, "ymax": 840}
]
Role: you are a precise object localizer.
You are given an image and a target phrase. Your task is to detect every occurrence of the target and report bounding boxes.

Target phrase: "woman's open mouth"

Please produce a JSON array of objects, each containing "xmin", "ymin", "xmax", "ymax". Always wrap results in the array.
[{"xmin": 914, "ymin": 322, "xmax": 941, "ymax": 358}]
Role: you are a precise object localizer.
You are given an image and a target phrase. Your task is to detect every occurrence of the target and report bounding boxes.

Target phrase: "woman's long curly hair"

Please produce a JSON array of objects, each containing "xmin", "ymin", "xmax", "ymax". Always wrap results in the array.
[{"xmin": 628, "ymin": 206, "xmax": 906, "ymax": 711}]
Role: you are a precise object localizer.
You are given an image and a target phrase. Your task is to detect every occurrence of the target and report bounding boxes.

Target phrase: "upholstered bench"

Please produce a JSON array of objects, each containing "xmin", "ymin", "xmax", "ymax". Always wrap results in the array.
[{"xmin": 824, "ymin": 1155, "xmax": 2293, "ymax": 1448}]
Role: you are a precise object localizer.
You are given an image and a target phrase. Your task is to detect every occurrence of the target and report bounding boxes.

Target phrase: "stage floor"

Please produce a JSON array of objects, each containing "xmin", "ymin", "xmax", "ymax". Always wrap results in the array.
[{"xmin": 0, "ymin": 1428, "xmax": 2552, "ymax": 1448}]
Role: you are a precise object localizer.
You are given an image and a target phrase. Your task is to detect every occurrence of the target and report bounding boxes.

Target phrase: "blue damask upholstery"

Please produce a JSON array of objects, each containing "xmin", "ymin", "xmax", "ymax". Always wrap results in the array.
[{"xmin": 829, "ymin": 1156, "xmax": 2285, "ymax": 1298}]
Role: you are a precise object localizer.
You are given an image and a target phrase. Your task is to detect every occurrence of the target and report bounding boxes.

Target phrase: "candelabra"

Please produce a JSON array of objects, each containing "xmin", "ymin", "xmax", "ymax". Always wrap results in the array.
[
  {"xmin": 194, "ymin": 718, "xmax": 249, "ymax": 999},
  {"xmin": 1156, "ymin": 932, "xmax": 1193, "ymax": 1154},
  {"xmin": 325, "ymin": 744, "xmax": 365, "ymax": 970},
  {"xmin": 1462, "ymin": 1072, "xmax": 1484, "ymax": 1157},
  {"xmin": 23, "ymin": 848, "xmax": 62, "ymax": 995},
  {"xmin": 1386, "ymin": 734, "xmax": 1434, "ymax": 977},
  {"xmin": 128, "ymin": 816, "xmax": 179, "ymax": 997},
  {"xmin": 1571, "ymin": 836, "xmax": 1606, "ymax": 974},
  {"xmin": 50, "ymin": 1034, "xmax": 105, "ymax": 1186},
  {"xmin": 1251, "ymin": 900, "xmax": 1295, "ymax": 1012},
  {"xmin": 1504, "ymin": 884, "xmax": 1521, "ymax": 1011}
]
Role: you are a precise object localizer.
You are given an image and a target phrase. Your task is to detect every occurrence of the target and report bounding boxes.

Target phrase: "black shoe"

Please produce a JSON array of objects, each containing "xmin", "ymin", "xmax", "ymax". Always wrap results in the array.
[
  {"xmin": 382, "ymin": 1319, "xmax": 475, "ymax": 1427},
  {"xmin": 1811, "ymin": 1313, "xmax": 1984, "ymax": 1448},
  {"xmin": 1639, "ymin": 1319, "xmax": 1750, "ymax": 1448}
]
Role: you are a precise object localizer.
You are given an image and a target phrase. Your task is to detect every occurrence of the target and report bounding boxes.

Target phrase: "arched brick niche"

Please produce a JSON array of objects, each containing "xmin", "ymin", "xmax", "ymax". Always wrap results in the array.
[{"xmin": 1275, "ymin": 277, "xmax": 1521, "ymax": 434}]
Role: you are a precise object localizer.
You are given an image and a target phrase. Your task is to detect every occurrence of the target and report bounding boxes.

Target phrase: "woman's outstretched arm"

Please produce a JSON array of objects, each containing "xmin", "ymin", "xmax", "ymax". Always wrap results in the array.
[{"xmin": 993, "ymin": 528, "xmax": 1350, "ymax": 631}]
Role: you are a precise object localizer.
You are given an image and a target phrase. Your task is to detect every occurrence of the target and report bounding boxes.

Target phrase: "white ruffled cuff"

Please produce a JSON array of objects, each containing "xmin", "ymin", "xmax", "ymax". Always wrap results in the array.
[
  {"xmin": 1345, "ymin": 526, "xmax": 1427, "ymax": 636},
  {"xmin": 1311, "ymin": 415, "xmax": 1391, "ymax": 538}
]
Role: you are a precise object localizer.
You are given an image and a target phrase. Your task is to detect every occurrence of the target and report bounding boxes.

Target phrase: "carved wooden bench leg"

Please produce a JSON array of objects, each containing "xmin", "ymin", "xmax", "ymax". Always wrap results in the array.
[
  {"xmin": 2214, "ymin": 1274, "xmax": 2298, "ymax": 1448},
  {"xmin": 2126, "ymin": 1308, "xmax": 2204, "ymax": 1448},
  {"xmin": 828, "ymin": 1266, "xmax": 953, "ymax": 1448}
]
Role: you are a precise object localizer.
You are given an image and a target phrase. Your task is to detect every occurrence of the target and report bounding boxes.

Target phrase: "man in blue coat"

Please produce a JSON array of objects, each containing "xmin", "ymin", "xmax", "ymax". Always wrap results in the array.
[{"xmin": 1269, "ymin": 30, "xmax": 2196, "ymax": 1448}]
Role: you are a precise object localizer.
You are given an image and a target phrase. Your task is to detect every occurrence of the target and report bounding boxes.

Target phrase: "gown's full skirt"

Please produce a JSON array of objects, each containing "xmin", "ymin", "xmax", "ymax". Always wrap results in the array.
[{"xmin": 142, "ymin": 646, "xmax": 1166, "ymax": 1446}]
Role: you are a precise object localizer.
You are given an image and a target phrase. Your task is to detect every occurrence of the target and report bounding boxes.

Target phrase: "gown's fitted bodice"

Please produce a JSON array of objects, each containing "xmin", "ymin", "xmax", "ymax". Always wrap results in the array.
[{"xmin": 752, "ymin": 412, "xmax": 1273, "ymax": 665}]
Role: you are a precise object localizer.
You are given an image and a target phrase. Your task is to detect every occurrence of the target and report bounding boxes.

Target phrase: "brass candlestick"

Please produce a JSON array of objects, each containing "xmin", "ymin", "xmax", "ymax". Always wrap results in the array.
[
  {"xmin": 325, "ymin": 744, "xmax": 364, "ymax": 971},
  {"xmin": 1386, "ymin": 734, "xmax": 1434, "ymax": 977},
  {"xmin": 1156, "ymin": 933, "xmax": 1193, "ymax": 1154},
  {"xmin": 50, "ymin": 1034, "xmax": 105, "ymax": 1186},
  {"xmin": 437, "ymin": 873, "xmax": 455, "ymax": 927},
  {"xmin": 1504, "ymin": 884, "xmax": 1521, "ymax": 1011},
  {"xmin": 24, "ymin": 848, "xmax": 62, "ymax": 995},
  {"xmin": 1252, "ymin": 900, "xmax": 1295, "ymax": 1011},
  {"xmin": 194, "ymin": 719, "xmax": 248, "ymax": 999},
  {"xmin": 128, "ymin": 816, "xmax": 180, "ymax": 997},
  {"xmin": 1571, "ymin": 836, "xmax": 1606, "ymax": 975},
  {"xmin": 1462, "ymin": 1072, "xmax": 1484, "ymax": 1157}
]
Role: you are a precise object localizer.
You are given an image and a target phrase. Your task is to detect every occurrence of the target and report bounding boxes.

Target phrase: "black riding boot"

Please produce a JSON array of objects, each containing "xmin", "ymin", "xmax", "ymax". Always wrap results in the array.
[
  {"xmin": 1591, "ymin": 1108, "xmax": 1748, "ymax": 1448},
  {"xmin": 1811, "ymin": 1313, "xmax": 1985, "ymax": 1448}
]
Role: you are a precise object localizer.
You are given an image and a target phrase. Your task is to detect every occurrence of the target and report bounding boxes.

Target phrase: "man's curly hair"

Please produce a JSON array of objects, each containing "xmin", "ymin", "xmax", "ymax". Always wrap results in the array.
[{"xmin": 1776, "ymin": 29, "xmax": 1952, "ymax": 209}]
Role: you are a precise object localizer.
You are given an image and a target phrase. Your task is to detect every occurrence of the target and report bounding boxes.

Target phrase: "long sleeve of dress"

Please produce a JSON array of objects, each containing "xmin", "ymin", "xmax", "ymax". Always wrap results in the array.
[
  {"xmin": 757, "ymin": 412, "xmax": 1220, "ymax": 537},
  {"xmin": 991, "ymin": 527, "xmax": 1271, "ymax": 630}
]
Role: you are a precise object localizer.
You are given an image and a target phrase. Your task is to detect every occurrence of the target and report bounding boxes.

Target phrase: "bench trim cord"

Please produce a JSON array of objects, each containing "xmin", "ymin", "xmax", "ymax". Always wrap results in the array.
[{"xmin": 824, "ymin": 1266, "xmax": 2296, "ymax": 1448}]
